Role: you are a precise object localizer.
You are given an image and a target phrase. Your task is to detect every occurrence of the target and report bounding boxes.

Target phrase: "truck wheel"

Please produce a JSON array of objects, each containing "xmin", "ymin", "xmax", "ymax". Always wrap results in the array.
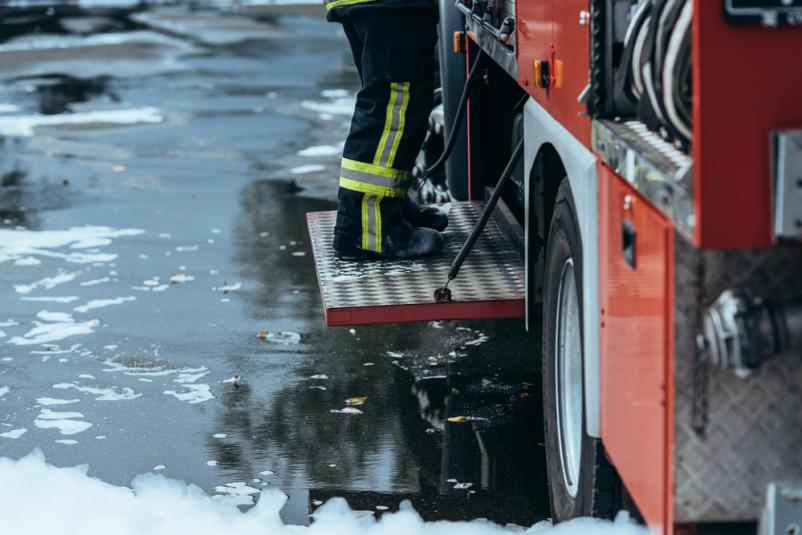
[{"xmin": 542, "ymin": 180, "xmax": 618, "ymax": 521}]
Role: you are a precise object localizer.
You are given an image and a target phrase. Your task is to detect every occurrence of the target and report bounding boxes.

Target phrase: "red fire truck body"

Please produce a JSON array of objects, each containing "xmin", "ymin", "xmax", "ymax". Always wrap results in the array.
[
  {"xmin": 448, "ymin": 1, "xmax": 802, "ymax": 533},
  {"xmin": 309, "ymin": 1, "xmax": 802, "ymax": 533}
]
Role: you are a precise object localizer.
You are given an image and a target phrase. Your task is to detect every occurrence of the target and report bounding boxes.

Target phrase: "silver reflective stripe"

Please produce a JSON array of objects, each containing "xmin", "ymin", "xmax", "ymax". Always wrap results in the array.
[
  {"xmin": 366, "ymin": 195, "xmax": 379, "ymax": 252},
  {"xmin": 374, "ymin": 82, "xmax": 409, "ymax": 168},
  {"xmin": 341, "ymin": 166, "xmax": 409, "ymax": 190}
]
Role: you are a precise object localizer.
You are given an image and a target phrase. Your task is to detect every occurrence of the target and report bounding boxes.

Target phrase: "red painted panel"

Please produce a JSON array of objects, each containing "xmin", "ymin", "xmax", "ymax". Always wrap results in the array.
[
  {"xmin": 599, "ymin": 164, "xmax": 674, "ymax": 535},
  {"xmin": 693, "ymin": 0, "xmax": 802, "ymax": 248},
  {"xmin": 517, "ymin": 1, "xmax": 591, "ymax": 148},
  {"xmin": 325, "ymin": 299, "xmax": 524, "ymax": 327},
  {"xmin": 551, "ymin": 0, "xmax": 591, "ymax": 147},
  {"xmin": 516, "ymin": 0, "xmax": 552, "ymax": 107}
]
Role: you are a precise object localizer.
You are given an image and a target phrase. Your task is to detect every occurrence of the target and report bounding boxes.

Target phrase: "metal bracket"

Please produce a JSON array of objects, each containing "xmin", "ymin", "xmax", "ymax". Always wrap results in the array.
[
  {"xmin": 772, "ymin": 130, "xmax": 802, "ymax": 241},
  {"xmin": 760, "ymin": 481, "xmax": 802, "ymax": 535}
]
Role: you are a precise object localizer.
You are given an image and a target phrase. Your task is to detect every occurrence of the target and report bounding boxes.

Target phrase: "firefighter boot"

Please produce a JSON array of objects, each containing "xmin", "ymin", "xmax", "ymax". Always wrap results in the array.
[
  {"xmin": 404, "ymin": 197, "xmax": 449, "ymax": 232},
  {"xmin": 333, "ymin": 189, "xmax": 444, "ymax": 260}
]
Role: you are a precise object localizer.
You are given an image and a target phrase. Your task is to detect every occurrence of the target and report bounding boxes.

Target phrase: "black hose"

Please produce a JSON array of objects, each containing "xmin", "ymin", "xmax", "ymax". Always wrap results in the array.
[{"xmin": 418, "ymin": 50, "xmax": 485, "ymax": 186}]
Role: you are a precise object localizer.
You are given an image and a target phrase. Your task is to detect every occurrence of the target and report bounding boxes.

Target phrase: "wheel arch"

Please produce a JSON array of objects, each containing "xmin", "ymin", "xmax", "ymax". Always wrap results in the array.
[{"xmin": 523, "ymin": 98, "xmax": 602, "ymax": 439}]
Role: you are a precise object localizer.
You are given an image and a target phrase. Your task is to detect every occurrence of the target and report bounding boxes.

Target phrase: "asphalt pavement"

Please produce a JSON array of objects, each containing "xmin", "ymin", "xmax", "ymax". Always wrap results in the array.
[{"xmin": 0, "ymin": 5, "xmax": 545, "ymax": 525}]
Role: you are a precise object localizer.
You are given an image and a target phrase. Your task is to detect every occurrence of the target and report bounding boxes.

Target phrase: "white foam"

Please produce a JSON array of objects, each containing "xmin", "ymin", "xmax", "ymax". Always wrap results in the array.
[
  {"xmin": 8, "ymin": 311, "xmax": 99, "ymax": 346},
  {"xmin": 0, "ymin": 226, "xmax": 144, "ymax": 266},
  {"xmin": 290, "ymin": 164, "xmax": 325, "ymax": 175},
  {"xmin": 80, "ymin": 277, "xmax": 111, "ymax": 287},
  {"xmin": 262, "ymin": 331, "xmax": 300, "ymax": 345},
  {"xmin": 0, "ymin": 428, "xmax": 27, "ymax": 439},
  {"xmin": 14, "ymin": 271, "xmax": 81, "ymax": 294},
  {"xmin": 14, "ymin": 256, "xmax": 41, "ymax": 266},
  {"xmin": 297, "ymin": 145, "xmax": 340, "ymax": 157},
  {"xmin": 33, "ymin": 409, "xmax": 92, "ymax": 435},
  {"xmin": 0, "ymin": 319, "xmax": 18, "ymax": 327},
  {"xmin": 53, "ymin": 383, "xmax": 141, "ymax": 402},
  {"xmin": 0, "ymin": 103, "xmax": 20, "ymax": 113},
  {"xmin": 330, "ymin": 407, "xmax": 363, "ymax": 415},
  {"xmin": 0, "ymin": 386, "xmax": 8, "ymax": 398},
  {"xmin": 163, "ymin": 384, "xmax": 214, "ymax": 404},
  {"xmin": 0, "ymin": 452, "xmax": 649, "ymax": 535},
  {"xmin": 0, "ymin": 107, "xmax": 164, "ymax": 138},
  {"xmin": 74, "ymin": 297, "xmax": 136, "ymax": 314},
  {"xmin": 214, "ymin": 482, "xmax": 261, "ymax": 507},
  {"xmin": 55, "ymin": 439, "xmax": 78, "ymax": 445},
  {"xmin": 169, "ymin": 273, "xmax": 194, "ymax": 284},
  {"xmin": 21, "ymin": 296, "xmax": 80, "ymax": 303},
  {"xmin": 301, "ymin": 94, "xmax": 355, "ymax": 118},
  {"xmin": 37, "ymin": 398, "xmax": 80, "ymax": 406},
  {"xmin": 213, "ymin": 282, "xmax": 241, "ymax": 293}
]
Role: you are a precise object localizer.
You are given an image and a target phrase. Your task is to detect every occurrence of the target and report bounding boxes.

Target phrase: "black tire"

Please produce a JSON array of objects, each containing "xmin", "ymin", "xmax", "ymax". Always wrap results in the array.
[{"xmin": 542, "ymin": 179, "xmax": 619, "ymax": 521}]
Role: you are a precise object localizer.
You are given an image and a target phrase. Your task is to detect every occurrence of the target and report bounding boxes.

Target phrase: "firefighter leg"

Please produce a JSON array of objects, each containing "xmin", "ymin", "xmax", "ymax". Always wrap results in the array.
[{"xmin": 333, "ymin": 9, "xmax": 444, "ymax": 259}]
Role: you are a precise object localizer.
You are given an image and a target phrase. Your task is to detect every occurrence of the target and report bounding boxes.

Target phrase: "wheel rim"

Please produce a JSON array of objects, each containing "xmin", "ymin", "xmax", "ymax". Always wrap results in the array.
[{"xmin": 555, "ymin": 257, "xmax": 582, "ymax": 498}]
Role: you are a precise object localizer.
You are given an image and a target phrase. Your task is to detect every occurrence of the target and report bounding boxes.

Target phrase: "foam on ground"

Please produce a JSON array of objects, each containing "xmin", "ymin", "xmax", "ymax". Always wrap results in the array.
[
  {"xmin": 0, "ymin": 452, "xmax": 648, "ymax": 535},
  {"xmin": 8, "ymin": 310, "xmax": 99, "ymax": 346}
]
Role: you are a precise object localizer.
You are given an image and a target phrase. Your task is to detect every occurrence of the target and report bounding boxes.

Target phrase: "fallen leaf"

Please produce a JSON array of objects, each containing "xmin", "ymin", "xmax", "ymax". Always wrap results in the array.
[
  {"xmin": 447, "ymin": 416, "xmax": 467, "ymax": 423},
  {"xmin": 345, "ymin": 397, "xmax": 367, "ymax": 406},
  {"xmin": 256, "ymin": 331, "xmax": 269, "ymax": 340}
]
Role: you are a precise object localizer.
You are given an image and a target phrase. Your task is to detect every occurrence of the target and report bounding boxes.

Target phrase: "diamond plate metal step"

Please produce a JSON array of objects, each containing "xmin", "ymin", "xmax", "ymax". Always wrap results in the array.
[{"xmin": 307, "ymin": 202, "xmax": 525, "ymax": 327}]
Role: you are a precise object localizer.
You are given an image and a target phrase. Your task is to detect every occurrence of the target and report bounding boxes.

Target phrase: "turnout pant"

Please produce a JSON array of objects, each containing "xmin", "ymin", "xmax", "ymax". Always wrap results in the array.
[{"xmin": 333, "ymin": 9, "xmax": 437, "ymax": 255}]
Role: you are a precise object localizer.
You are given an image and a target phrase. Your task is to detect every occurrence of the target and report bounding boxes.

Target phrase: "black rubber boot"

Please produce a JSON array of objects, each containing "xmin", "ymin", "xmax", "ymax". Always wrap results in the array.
[
  {"xmin": 333, "ymin": 189, "xmax": 444, "ymax": 260},
  {"xmin": 404, "ymin": 197, "xmax": 448, "ymax": 232}
]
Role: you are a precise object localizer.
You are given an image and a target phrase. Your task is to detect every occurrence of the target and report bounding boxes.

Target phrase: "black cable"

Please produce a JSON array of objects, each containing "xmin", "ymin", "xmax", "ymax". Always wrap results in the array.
[{"xmin": 418, "ymin": 49, "xmax": 485, "ymax": 186}]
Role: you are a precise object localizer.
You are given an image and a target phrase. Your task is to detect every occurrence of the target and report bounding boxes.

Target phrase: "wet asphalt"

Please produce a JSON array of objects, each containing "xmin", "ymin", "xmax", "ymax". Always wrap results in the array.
[{"xmin": 0, "ymin": 6, "xmax": 546, "ymax": 525}]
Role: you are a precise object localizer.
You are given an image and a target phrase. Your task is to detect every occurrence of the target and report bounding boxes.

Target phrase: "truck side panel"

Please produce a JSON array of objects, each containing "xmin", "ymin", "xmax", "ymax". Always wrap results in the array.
[
  {"xmin": 599, "ymin": 165, "xmax": 674, "ymax": 535},
  {"xmin": 551, "ymin": 0, "xmax": 591, "ymax": 147}
]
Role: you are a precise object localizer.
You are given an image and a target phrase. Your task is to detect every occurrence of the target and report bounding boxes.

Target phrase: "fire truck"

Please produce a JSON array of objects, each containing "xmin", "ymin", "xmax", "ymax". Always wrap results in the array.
[{"xmin": 308, "ymin": 1, "xmax": 802, "ymax": 533}]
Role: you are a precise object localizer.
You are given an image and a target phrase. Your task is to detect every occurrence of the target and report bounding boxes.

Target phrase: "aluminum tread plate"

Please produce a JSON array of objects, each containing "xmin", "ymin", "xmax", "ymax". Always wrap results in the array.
[
  {"xmin": 674, "ymin": 239, "xmax": 802, "ymax": 522},
  {"xmin": 307, "ymin": 202, "xmax": 525, "ymax": 326}
]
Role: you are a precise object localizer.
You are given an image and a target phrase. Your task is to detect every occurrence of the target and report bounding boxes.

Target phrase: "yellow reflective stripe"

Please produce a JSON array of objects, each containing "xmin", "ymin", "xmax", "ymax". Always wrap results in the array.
[
  {"xmin": 341, "ymin": 157, "xmax": 410, "ymax": 180},
  {"xmin": 386, "ymin": 82, "xmax": 410, "ymax": 167},
  {"xmin": 361, "ymin": 195, "xmax": 370, "ymax": 251},
  {"xmin": 325, "ymin": 0, "xmax": 374, "ymax": 10},
  {"xmin": 340, "ymin": 167, "xmax": 409, "ymax": 190},
  {"xmin": 339, "ymin": 177, "xmax": 407, "ymax": 198},
  {"xmin": 374, "ymin": 82, "xmax": 399, "ymax": 166},
  {"xmin": 374, "ymin": 196, "xmax": 383, "ymax": 253}
]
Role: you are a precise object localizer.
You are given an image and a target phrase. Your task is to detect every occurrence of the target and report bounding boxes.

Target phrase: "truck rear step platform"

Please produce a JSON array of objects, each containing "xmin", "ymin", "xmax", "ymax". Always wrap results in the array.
[{"xmin": 307, "ymin": 202, "xmax": 525, "ymax": 327}]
